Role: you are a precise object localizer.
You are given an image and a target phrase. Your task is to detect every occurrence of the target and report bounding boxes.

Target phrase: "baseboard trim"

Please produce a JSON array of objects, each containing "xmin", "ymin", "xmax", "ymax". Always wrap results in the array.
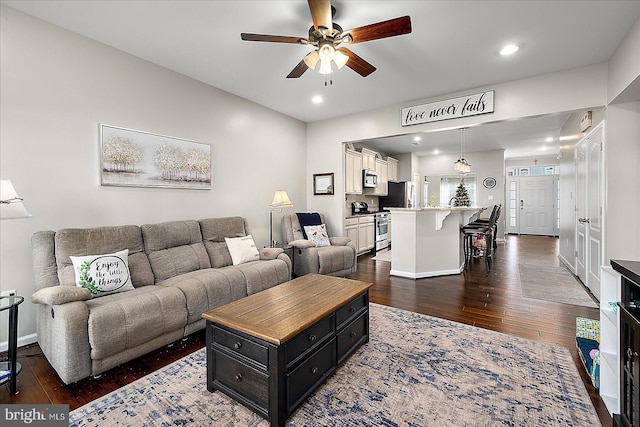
[
  {"xmin": 558, "ymin": 254, "xmax": 576, "ymax": 275},
  {"xmin": 0, "ymin": 333, "xmax": 38, "ymax": 353},
  {"xmin": 390, "ymin": 268, "xmax": 461, "ymax": 279}
]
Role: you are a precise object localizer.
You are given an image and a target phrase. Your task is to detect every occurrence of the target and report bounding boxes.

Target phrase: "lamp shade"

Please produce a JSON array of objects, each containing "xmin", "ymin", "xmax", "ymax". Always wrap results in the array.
[
  {"xmin": 270, "ymin": 190, "xmax": 294, "ymax": 209},
  {"xmin": 1, "ymin": 179, "xmax": 32, "ymax": 219}
]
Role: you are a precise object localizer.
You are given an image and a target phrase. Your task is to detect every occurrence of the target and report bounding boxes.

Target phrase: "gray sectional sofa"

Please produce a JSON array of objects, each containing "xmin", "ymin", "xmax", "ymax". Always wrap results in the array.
[{"xmin": 31, "ymin": 216, "xmax": 291, "ymax": 384}]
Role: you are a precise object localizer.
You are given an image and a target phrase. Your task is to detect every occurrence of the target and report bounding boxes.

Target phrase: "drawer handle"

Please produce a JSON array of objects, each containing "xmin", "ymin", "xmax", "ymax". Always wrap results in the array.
[
  {"xmin": 349, "ymin": 307, "xmax": 356, "ymax": 313},
  {"xmin": 350, "ymin": 331, "xmax": 357, "ymax": 338},
  {"xmin": 235, "ymin": 373, "xmax": 243, "ymax": 382},
  {"xmin": 311, "ymin": 367, "xmax": 319, "ymax": 375},
  {"xmin": 234, "ymin": 342, "xmax": 242, "ymax": 350},
  {"xmin": 308, "ymin": 334, "xmax": 317, "ymax": 342}
]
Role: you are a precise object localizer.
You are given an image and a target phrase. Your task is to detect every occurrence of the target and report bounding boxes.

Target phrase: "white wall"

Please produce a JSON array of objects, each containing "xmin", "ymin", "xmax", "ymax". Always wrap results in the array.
[
  {"xmin": 0, "ymin": 6, "xmax": 307, "ymax": 345},
  {"xmin": 608, "ymin": 18, "xmax": 640, "ymax": 103}
]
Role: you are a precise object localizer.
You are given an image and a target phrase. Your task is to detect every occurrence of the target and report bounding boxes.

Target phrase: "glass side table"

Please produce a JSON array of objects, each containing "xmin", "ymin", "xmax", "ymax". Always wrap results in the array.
[{"xmin": 0, "ymin": 295, "xmax": 24, "ymax": 394}]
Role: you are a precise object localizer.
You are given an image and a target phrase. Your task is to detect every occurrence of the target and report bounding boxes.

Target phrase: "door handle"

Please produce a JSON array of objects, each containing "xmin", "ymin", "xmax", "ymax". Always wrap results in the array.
[
  {"xmin": 520, "ymin": 200, "xmax": 523, "ymax": 210},
  {"xmin": 578, "ymin": 218, "xmax": 590, "ymax": 224}
]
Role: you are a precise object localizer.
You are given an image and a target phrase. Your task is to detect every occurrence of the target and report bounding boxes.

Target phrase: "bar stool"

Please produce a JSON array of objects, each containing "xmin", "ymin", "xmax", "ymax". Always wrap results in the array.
[{"xmin": 461, "ymin": 205, "xmax": 499, "ymax": 274}]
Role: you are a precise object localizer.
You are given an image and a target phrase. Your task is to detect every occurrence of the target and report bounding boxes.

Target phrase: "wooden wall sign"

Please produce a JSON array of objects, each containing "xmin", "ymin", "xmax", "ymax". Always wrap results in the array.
[{"xmin": 401, "ymin": 91, "xmax": 495, "ymax": 127}]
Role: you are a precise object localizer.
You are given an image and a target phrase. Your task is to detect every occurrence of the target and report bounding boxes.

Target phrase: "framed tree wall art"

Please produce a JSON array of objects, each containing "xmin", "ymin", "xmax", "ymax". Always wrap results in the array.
[
  {"xmin": 313, "ymin": 173, "xmax": 334, "ymax": 195},
  {"xmin": 100, "ymin": 124, "xmax": 212, "ymax": 189}
]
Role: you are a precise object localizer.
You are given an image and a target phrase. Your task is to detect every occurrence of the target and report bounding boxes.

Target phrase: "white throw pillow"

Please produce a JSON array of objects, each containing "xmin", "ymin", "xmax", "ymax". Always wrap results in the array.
[
  {"xmin": 304, "ymin": 224, "xmax": 331, "ymax": 247},
  {"xmin": 70, "ymin": 249, "xmax": 134, "ymax": 298},
  {"xmin": 225, "ymin": 235, "xmax": 260, "ymax": 265}
]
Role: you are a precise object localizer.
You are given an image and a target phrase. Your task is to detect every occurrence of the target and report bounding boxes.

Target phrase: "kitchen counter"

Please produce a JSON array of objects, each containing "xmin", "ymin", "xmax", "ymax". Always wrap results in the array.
[{"xmin": 387, "ymin": 206, "xmax": 487, "ymax": 278}]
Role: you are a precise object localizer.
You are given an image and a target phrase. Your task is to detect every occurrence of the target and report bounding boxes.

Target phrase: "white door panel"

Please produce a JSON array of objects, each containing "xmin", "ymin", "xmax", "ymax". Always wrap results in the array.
[{"xmin": 519, "ymin": 176, "xmax": 555, "ymax": 235}]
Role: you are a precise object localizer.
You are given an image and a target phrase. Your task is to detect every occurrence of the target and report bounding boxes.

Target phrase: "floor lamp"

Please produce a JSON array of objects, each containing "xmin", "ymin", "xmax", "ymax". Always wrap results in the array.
[
  {"xmin": 0, "ymin": 179, "xmax": 31, "ymax": 395},
  {"xmin": 269, "ymin": 190, "xmax": 294, "ymax": 248}
]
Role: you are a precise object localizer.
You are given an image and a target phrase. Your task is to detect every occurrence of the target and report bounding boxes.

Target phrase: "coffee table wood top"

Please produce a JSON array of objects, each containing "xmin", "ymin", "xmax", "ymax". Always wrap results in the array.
[{"xmin": 202, "ymin": 274, "xmax": 372, "ymax": 345}]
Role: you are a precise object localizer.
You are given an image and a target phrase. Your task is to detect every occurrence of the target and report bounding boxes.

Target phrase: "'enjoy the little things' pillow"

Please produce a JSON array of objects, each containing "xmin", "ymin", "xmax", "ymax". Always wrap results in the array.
[
  {"xmin": 70, "ymin": 249, "xmax": 134, "ymax": 297},
  {"xmin": 304, "ymin": 224, "xmax": 331, "ymax": 247},
  {"xmin": 225, "ymin": 235, "xmax": 260, "ymax": 265}
]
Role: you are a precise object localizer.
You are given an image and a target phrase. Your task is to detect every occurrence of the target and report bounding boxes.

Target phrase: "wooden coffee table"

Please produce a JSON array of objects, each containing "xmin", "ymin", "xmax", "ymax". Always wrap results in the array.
[{"xmin": 202, "ymin": 274, "xmax": 372, "ymax": 427}]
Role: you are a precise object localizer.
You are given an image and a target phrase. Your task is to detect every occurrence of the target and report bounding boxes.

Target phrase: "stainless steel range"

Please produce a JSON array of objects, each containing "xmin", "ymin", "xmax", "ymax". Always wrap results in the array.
[{"xmin": 375, "ymin": 212, "xmax": 389, "ymax": 251}]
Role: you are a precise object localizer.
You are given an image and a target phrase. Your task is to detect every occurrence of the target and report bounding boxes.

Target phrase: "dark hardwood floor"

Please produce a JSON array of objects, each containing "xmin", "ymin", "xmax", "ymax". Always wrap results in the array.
[{"xmin": 0, "ymin": 235, "xmax": 611, "ymax": 426}]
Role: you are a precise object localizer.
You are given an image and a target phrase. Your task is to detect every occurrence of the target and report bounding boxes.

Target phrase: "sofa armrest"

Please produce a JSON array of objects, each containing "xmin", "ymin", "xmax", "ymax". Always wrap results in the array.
[
  {"xmin": 32, "ymin": 286, "xmax": 91, "ymax": 306},
  {"xmin": 289, "ymin": 239, "xmax": 315, "ymax": 249},
  {"xmin": 329, "ymin": 237, "xmax": 351, "ymax": 246},
  {"xmin": 258, "ymin": 247, "xmax": 284, "ymax": 260}
]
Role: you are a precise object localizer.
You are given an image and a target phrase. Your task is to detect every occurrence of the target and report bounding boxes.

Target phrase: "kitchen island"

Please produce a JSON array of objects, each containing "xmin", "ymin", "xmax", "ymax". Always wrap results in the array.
[{"xmin": 388, "ymin": 206, "xmax": 487, "ymax": 279}]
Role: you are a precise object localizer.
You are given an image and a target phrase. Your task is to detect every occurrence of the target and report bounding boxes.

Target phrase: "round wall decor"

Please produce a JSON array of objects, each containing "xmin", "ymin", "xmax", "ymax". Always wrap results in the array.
[{"xmin": 483, "ymin": 177, "xmax": 496, "ymax": 189}]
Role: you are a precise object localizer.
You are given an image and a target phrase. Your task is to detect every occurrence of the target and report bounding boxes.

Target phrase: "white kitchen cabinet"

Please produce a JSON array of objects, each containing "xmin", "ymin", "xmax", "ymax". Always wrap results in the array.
[
  {"xmin": 345, "ymin": 215, "xmax": 374, "ymax": 255},
  {"xmin": 387, "ymin": 157, "xmax": 399, "ymax": 182},
  {"xmin": 357, "ymin": 215, "xmax": 375, "ymax": 254},
  {"xmin": 361, "ymin": 148, "xmax": 377, "ymax": 171},
  {"xmin": 374, "ymin": 158, "xmax": 388, "ymax": 196},
  {"xmin": 345, "ymin": 149, "xmax": 363, "ymax": 194}
]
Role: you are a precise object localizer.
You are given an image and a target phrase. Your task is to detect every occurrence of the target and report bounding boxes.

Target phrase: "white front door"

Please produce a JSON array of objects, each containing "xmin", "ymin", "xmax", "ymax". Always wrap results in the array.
[{"xmin": 519, "ymin": 176, "xmax": 555, "ymax": 235}]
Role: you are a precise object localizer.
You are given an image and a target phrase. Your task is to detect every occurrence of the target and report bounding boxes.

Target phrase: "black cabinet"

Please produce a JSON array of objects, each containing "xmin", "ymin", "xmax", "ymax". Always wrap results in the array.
[{"xmin": 612, "ymin": 260, "xmax": 640, "ymax": 427}]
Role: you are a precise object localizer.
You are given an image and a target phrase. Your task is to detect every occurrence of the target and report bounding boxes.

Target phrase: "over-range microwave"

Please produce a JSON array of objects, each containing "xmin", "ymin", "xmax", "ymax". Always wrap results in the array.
[{"xmin": 363, "ymin": 169, "xmax": 378, "ymax": 188}]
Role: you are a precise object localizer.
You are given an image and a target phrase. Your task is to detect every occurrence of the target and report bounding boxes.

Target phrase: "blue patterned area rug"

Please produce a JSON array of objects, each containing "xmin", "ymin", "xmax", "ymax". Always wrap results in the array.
[{"xmin": 69, "ymin": 304, "xmax": 600, "ymax": 426}]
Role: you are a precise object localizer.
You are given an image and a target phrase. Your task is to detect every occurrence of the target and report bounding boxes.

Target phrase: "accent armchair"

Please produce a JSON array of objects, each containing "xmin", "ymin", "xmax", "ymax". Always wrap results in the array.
[{"xmin": 281, "ymin": 213, "xmax": 357, "ymax": 277}]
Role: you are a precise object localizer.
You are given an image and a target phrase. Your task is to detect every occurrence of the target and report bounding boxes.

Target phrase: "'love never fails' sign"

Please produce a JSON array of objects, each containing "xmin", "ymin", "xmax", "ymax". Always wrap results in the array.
[{"xmin": 401, "ymin": 91, "xmax": 494, "ymax": 127}]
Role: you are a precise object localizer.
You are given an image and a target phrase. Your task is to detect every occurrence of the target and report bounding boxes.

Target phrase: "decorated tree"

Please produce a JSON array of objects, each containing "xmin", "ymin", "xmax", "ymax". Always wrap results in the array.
[{"xmin": 454, "ymin": 179, "xmax": 471, "ymax": 206}]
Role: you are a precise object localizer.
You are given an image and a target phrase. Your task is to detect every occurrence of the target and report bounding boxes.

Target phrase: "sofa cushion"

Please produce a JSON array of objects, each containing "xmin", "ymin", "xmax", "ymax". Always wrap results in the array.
[
  {"xmin": 85, "ymin": 286, "xmax": 187, "ymax": 360},
  {"xmin": 142, "ymin": 220, "xmax": 211, "ymax": 283},
  {"xmin": 70, "ymin": 249, "xmax": 135, "ymax": 297},
  {"xmin": 225, "ymin": 235, "xmax": 260, "ymax": 265},
  {"xmin": 317, "ymin": 246, "xmax": 356, "ymax": 275},
  {"xmin": 200, "ymin": 217, "xmax": 248, "ymax": 268},
  {"xmin": 55, "ymin": 226, "xmax": 154, "ymax": 288},
  {"xmin": 157, "ymin": 268, "xmax": 248, "ymax": 325},
  {"xmin": 225, "ymin": 259, "xmax": 291, "ymax": 295}
]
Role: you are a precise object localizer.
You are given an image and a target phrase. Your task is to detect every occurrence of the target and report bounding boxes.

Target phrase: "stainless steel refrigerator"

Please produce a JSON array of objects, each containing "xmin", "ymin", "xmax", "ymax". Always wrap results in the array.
[{"xmin": 379, "ymin": 181, "xmax": 417, "ymax": 210}]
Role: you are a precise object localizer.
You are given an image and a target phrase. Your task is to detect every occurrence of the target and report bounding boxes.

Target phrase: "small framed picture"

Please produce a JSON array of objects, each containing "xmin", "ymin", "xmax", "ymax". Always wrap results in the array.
[
  {"xmin": 313, "ymin": 173, "xmax": 334, "ymax": 195},
  {"xmin": 483, "ymin": 177, "xmax": 497, "ymax": 189}
]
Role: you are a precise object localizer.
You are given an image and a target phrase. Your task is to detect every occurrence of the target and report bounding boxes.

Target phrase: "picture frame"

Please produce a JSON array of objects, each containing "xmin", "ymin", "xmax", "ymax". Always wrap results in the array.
[
  {"xmin": 100, "ymin": 124, "xmax": 212, "ymax": 189},
  {"xmin": 313, "ymin": 173, "xmax": 334, "ymax": 195}
]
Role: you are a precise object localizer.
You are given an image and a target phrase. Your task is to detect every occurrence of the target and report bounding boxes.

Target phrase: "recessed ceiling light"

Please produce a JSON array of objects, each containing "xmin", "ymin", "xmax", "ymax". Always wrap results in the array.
[
  {"xmin": 500, "ymin": 44, "xmax": 519, "ymax": 56},
  {"xmin": 545, "ymin": 137, "xmax": 554, "ymax": 142},
  {"xmin": 311, "ymin": 95, "xmax": 323, "ymax": 104},
  {"xmin": 413, "ymin": 136, "xmax": 422, "ymax": 142},
  {"xmin": 433, "ymin": 149, "xmax": 440, "ymax": 155}
]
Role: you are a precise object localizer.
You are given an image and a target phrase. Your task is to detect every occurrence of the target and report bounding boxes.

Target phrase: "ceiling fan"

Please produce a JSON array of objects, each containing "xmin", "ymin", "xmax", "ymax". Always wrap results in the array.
[{"xmin": 240, "ymin": 0, "xmax": 412, "ymax": 78}]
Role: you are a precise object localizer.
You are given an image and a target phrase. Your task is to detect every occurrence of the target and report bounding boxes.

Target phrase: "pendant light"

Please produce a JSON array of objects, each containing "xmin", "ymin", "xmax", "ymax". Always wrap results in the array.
[{"xmin": 454, "ymin": 128, "xmax": 471, "ymax": 173}]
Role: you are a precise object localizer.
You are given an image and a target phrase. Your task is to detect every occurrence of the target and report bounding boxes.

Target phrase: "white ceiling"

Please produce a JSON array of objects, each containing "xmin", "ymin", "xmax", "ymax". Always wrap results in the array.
[{"xmin": 3, "ymin": 0, "xmax": 639, "ymax": 159}]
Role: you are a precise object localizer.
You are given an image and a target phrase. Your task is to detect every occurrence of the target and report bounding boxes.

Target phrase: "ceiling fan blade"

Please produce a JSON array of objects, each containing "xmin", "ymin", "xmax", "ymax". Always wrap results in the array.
[
  {"xmin": 337, "ymin": 48, "xmax": 376, "ymax": 77},
  {"xmin": 344, "ymin": 16, "xmax": 412, "ymax": 44},
  {"xmin": 286, "ymin": 60, "xmax": 309, "ymax": 78},
  {"xmin": 308, "ymin": 0, "xmax": 333, "ymax": 33},
  {"xmin": 241, "ymin": 33, "xmax": 306, "ymax": 44}
]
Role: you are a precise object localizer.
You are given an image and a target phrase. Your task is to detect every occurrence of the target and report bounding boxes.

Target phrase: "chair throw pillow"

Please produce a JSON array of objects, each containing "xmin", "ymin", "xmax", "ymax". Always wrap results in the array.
[
  {"xmin": 225, "ymin": 235, "xmax": 260, "ymax": 265},
  {"xmin": 304, "ymin": 224, "xmax": 331, "ymax": 247},
  {"xmin": 70, "ymin": 249, "xmax": 134, "ymax": 298},
  {"xmin": 297, "ymin": 212, "xmax": 322, "ymax": 239}
]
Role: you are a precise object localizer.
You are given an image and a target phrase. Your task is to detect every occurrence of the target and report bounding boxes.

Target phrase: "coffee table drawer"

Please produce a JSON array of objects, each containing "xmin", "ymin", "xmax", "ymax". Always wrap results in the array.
[
  {"xmin": 336, "ymin": 292, "xmax": 367, "ymax": 329},
  {"xmin": 285, "ymin": 314, "xmax": 333, "ymax": 366},
  {"xmin": 337, "ymin": 312, "xmax": 368, "ymax": 363},
  {"xmin": 215, "ymin": 350, "xmax": 269, "ymax": 409},
  {"xmin": 213, "ymin": 325, "xmax": 268, "ymax": 368},
  {"xmin": 286, "ymin": 338, "xmax": 336, "ymax": 412}
]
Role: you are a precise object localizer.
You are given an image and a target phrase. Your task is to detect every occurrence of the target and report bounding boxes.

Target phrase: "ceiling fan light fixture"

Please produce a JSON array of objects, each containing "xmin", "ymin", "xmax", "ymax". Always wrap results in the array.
[
  {"xmin": 303, "ymin": 50, "xmax": 320, "ymax": 69},
  {"xmin": 333, "ymin": 49, "xmax": 349, "ymax": 69},
  {"xmin": 318, "ymin": 59, "xmax": 333, "ymax": 75},
  {"xmin": 318, "ymin": 43, "xmax": 335, "ymax": 62}
]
